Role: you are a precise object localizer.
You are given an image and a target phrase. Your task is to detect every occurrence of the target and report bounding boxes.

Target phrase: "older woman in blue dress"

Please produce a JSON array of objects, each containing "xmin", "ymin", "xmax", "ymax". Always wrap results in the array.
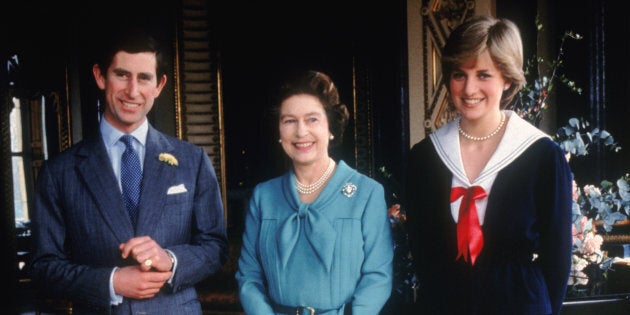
[{"xmin": 236, "ymin": 70, "xmax": 394, "ymax": 314}]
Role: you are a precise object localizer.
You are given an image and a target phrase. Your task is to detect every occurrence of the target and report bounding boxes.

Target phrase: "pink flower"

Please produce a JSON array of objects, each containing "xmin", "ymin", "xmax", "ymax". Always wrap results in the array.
[
  {"xmin": 583, "ymin": 184, "xmax": 601, "ymax": 198},
  {"xmin": 388, "ymin": 204, "xmax": 400, "ymax": 218},
  {"xmin": 580, "ymin": 233, "xmax": 603, "ymax": 255},
  {"xmin": 572, "ymin": 224, "xmax": 579, "ymax": 244},
  {"xmin": 388, "ymin": 204, "xmax": 406, "ymax": 224},
  {"xmin": 572, "ymin": 216, "xmax": 588, "ymax": 245},
  {"xmin": 569, "ymin": 255, "xmax": 590, "ymax": 286}
]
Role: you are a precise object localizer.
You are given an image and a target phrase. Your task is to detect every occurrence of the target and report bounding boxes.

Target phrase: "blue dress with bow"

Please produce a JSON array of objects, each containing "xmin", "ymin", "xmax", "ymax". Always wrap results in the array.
[{"xmin": 236, "ymin": 160, "xmax": 394, "ymax": 315}]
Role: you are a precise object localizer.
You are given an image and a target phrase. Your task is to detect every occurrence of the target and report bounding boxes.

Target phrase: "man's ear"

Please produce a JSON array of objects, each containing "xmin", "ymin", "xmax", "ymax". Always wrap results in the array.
[
  {"xmin": 153, "ymin": 74, "xmax": 167, "ymax": 97},
  {"xmin": 93, "ymin": 64, "xmax": 106, "ymax": 90}
]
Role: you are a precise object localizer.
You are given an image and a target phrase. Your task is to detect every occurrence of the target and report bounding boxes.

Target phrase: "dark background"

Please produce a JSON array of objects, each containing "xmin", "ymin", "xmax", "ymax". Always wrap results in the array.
[
  {"xmin": 501, "ymin": 0, "xmax": 630, "ymax": 186},
  {"xmin": 2, "ymin": 0, "xmax": 629, "ymax": 313}
]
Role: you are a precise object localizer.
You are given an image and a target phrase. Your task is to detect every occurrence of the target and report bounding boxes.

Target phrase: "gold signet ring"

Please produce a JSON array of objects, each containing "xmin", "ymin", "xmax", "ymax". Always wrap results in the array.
[{"xmin": 144, "ymin": 259, "xmax": 153, "ymax": 267}]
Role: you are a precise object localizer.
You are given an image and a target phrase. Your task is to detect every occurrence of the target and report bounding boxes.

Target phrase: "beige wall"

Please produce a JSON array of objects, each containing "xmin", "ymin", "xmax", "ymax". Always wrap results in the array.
[{"xmin": 406, "ymin": 0, "xmax": 495, "ymax": 146}]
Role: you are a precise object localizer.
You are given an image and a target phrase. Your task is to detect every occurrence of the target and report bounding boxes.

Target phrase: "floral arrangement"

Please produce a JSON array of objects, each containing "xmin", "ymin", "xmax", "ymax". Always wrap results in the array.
[
  {"xmin": 507, "ymin": 18, "xmax": 629, "ymax": 297},
  {"xmin": 510, "ymin": 16, "xmax": 583, "ymax": 128},
  {"xmin": 549, "ymin": 116, "xmax": 627, "ymax": 296},
  {"xmin": 554, "ymin": 117, "xmax": 621, "ymax": 161},
  {"xmin": 158, "ymin": 153, "xmax": 178, "ymax": 166},
  {"xmin": 567, "ymin": 173, "xmax": 629, "ymax": 297},
  {"xmin": 377, "ymin": 166, "xmax": 418, "ymax": 309},
  {"xmin": 576, "ymin": 174, "xmax": 630, "ymax": 232}
]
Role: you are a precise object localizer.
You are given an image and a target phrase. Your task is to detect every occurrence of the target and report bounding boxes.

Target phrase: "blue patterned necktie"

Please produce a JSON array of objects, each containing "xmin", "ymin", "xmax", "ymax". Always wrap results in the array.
[{"xmin": 120, "ymin": 135, "xmax": 142, "ymax": 228}]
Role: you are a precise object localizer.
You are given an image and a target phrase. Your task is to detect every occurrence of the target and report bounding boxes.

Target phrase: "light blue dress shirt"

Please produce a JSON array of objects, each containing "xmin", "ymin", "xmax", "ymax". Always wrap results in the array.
[
  {"xmin": 99, "ymin": 116, "xmax": 177, "ymax": 305},
  {"xmin": 100, "ymin": 116, "xmax": 148, "ymax": 190}
]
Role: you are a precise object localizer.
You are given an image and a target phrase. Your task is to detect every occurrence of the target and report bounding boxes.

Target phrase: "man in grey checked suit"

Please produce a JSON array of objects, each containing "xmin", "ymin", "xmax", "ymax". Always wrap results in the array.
[{"xmin": 29, "ymin": 27, "xmax": 229, "ymax": 314}]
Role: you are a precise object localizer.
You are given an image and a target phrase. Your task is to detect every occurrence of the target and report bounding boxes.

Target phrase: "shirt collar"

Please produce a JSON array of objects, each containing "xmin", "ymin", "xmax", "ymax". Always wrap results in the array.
[
  {"xmin": 430, "ymin": 110, "xmax": 549, "ymax": 186},
  {"xmin": 100, "ymin": 115, "xmax": 149, "ymax": 147}
]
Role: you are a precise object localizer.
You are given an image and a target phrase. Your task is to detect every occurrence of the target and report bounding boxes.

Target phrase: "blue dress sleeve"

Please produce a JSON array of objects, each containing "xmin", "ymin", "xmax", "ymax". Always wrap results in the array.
[
  {"xmin": 350, "ymin": 183, "xmax": 394, "ymax": 312},
  {"xmin": 235, "ymin": 187, "xmax": 276, "ymax": 315}
]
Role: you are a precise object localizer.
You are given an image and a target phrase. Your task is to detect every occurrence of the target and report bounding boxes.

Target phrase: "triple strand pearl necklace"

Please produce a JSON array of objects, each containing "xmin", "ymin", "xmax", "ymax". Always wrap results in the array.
[
  {"xmin": 295, "ymin": 158, "xmax": 336, "ymax": 195},
  {"xmin": 457, "ymin": 112, "xmax": 506, "ymax": 141}
]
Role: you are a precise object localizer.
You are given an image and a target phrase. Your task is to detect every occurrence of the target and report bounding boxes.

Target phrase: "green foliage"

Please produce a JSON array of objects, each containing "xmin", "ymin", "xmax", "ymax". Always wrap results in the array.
[
  {"xmin": 508, "ymin": 18, "xmax": 621, "ymax": 161},
  {"xmin": 554, "ymin": 117, "xmax": 621, "ymax": 158},
  {"xmin": 510, "ymin": 17, "xmax": 583, "ymax": 127},
  {"xmin": 578, "ymin": 174, "xmax": 630, "ymax": 232},
  {"xmin": 508, "ymin": 17, "xmax": 628, "ymax": 296},
  {"xmin": 376, "ymin": 166, "xmax": 418, "ymax": 306}
]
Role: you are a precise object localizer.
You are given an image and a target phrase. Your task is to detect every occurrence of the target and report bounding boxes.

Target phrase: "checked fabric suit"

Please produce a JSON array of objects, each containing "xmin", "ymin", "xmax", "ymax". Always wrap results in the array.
[{"xmin": 30, "ymin": 124, "xmax": 229, "ymax": 314}]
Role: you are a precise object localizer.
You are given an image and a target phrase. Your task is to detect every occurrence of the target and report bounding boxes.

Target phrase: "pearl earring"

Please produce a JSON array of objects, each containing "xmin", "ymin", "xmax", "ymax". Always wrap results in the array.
[
  {"xmin": 329, "ymin": 134, "xmax": 334, "ymax": 140},
  {"xmin": 504, "ymin": 85, "xmax": 509, "ymax": 91},
  {"xmin": 278, "ymin": 139, "xmax": 282, "ymax": 143}
]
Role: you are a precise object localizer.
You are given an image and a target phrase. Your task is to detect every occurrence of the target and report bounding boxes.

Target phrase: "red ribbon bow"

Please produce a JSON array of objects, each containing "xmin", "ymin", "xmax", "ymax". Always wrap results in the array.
[{"xmin": 450, "ymin": 186, "xmax": 487, "ymax": 265}]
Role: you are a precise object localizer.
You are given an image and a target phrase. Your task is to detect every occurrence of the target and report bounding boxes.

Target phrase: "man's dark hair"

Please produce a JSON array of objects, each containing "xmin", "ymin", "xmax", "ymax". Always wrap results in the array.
[{"xmin": 96, "ymin": 27, "xmax": 166, "ymax": 78}]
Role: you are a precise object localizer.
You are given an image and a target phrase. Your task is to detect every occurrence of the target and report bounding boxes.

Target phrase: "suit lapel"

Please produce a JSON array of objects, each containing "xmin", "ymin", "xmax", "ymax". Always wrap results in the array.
[
  {"xmin": 135, "ymin": 127, "xmax": 175, "ymax": 236},
  {"xmin": 76, "ymin": 137, "xmax": 134, "ymax": 243}
]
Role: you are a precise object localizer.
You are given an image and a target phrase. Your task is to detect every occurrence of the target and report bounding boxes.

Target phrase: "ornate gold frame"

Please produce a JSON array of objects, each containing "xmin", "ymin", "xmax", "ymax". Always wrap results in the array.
[{"xmin": 421, "ymin": 0, "xmax": 476, "ymax": 135}]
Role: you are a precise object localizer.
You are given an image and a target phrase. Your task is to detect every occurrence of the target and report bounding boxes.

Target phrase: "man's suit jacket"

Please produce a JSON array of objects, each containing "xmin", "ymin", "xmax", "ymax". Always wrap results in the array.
[{"xmin": 30, "ymin": 125, "xmax": 229, "ymax": 315}]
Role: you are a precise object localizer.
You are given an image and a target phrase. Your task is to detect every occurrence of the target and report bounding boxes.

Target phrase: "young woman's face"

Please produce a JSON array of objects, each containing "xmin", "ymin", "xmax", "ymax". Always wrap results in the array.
[
  {"xmin": 449, "ymin": 49, "xmax": 508, "ymax": 121},
  {"xmin": 278, "ymin": 94, "xmax": 331, "ymax": 166}
]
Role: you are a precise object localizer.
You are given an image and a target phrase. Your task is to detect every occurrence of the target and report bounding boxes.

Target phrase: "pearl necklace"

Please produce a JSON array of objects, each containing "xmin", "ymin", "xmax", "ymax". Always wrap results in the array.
[
  {"xmin": 295, "ymin": 158, "xmax": 335, "ymax": 194},
  {"xmin": 457, "ymin": 112, "xmax": 506, "ymax": 141}
]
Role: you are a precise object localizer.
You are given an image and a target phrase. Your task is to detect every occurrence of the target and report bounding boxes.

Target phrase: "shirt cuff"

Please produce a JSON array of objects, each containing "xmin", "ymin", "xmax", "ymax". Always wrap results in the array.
[
  {"xmin": 165, "ymin": 249, "xmax": 177, "ymax": 284},
  {"xmin": 110, "ymin": 267, "xmax": 123, "ymax": 305}
]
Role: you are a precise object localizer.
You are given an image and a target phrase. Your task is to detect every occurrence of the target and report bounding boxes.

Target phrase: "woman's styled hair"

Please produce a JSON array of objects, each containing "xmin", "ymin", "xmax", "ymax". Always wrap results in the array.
[
  {"xmin": 274, "ymin": 70, "xmax": 350, "ymax": 148},
  {"xmin": 441, "ymin": 15, "xmax": 526, "ymax": 108}
]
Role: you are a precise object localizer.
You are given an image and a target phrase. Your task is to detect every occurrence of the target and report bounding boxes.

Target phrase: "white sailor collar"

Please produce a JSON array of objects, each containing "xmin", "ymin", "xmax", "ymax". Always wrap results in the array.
[{"xmin": 429, "ymin": 110, "xmax": 550, "ymax": 186}]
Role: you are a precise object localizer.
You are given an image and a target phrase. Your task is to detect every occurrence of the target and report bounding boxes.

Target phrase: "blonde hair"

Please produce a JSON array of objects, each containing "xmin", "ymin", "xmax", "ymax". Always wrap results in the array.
[{"xmin": 441, "ymin": 15, "xmax": 525, "ymax": 108}]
